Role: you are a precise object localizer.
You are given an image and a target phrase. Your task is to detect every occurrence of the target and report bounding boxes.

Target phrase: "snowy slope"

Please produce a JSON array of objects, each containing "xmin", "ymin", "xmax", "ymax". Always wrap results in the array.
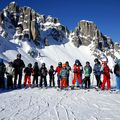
[
  {"xmin": 0, "ymin": 88, "xmax": 120, "ymax": 120},
  {"xmin": 1, "ymin": 30, "xmax": 120, "ymax": 120}
]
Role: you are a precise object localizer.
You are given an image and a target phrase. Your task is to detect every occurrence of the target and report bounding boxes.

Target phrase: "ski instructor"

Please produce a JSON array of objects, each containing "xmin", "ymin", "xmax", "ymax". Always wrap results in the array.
[{"xmin": 13, "ymin": 53, "xmax": 25, "ymax": 88}]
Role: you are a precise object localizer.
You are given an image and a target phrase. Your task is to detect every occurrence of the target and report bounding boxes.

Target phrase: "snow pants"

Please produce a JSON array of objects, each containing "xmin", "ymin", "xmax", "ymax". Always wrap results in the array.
[
  {"xmin": 101, "ymin": 75, "xmax": 111, "ymax": 90},
  {"xmin": 24, "ymin": 75, "xmax": 31, "ymax": 88},
  {"xmin": 14, "ymin": 70, "xmax": 22, "ymax": 88},
  {"xmin": 60, "ymin": 78, "xmax": 67, "ymax": 88},
  {"xmin": 40, "ymin": 76, "xmax": 47, "ymax": 87},
  {"xmin": 49, "ymin": 75, "xmax": 55, "ymax": 87},
  {"xmin": 57, "ymin": 75, "xmax": 61, "ymax": 88},
  {"xmin": 76, "ymin": 74, "xmax": 82, "ymax": 87},
  {"xmin": 66, "ymin": 74, "xmax": 70, "ymax": 87},
  {"xmin": 72, "ymin": 73, "xmax": 82, "ymax": 85},
  {"xmin": 84, "ymin": 76, "xmax": 91, "ymax": 89},
  {"xmin": 7, "ymin": 75, "xmax": 13, "ymax": 89},
  {"xmin": 32, "ymin": 75, "xmax": 38, "ymax": 86},
  {"xmin": 116, "ymin": 76, "xmax": 120, "ymax": 90},
  {"xmin": 95, "ymin": 75, "xmax": 102, "ymax": 88}
]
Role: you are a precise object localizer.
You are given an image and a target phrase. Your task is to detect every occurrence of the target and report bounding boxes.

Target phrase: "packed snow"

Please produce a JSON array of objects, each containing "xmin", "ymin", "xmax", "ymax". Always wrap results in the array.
[{"xmin": 1, "ymin": 88, "xmax": 120, "ymax": 120}]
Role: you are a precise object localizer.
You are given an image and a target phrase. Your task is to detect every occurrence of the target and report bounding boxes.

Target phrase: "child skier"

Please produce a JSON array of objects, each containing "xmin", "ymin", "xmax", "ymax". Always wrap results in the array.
[
  {"xmin": 84, "ymin": 61, "xmax": 92, "ymax": 89},
  {"xmin": 76, "ymin": 61, "xmax": 83, "ymax": 87},
  {"xmin": 114, "ymin": 59, "xmax": 120, "ymax": 91},
  {"xmin": 93, "ymin": 58, "xmax": 102, "ymax": 88},
  {"xmin": 49, "ymin": 65, "xmax": 55, "ymax": 87},
  {"xmin": 101, "ymin": 61, "xmax": 112, "ymax": 90},
  {"xmin": 32, "ymin": 62, "xmax": 39, "ymax": 87},
  {"xmin": 60, "ymin": 63, "xmax": 67, "ymax": 89},
  {"xmin": 55, "ymin": 62, "xmax": 62, "ymax": 88},
  {"xmin": 71, "ymin": 59, "xmax": 82, "ymax": 89},
  {"xmin": 65, "ymin": 61, "xmax": 71, "ymax": 87},
  {"xmin": 6, "ymin": 62, "xmax": 14, "ymax": 89},
  {"xmin": 39, "ymin": 63, "xmax": 48, "ymax": 88},
  {"xmin": 24, "ymin": 63, "xmax": 33, "ymax": 88}
]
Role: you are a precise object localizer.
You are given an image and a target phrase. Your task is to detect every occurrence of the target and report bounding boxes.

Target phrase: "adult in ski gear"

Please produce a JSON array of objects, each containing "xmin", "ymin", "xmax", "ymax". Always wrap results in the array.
[
  {"xmin": 84, "ymin": 61, "xmax": 92, "ymax": 89},
  {"xmin": 93, "ymin": 58, "xmax": 102, "ymax": 88},
  {"xmin": 13, "ymin": 53, "xmax": 25, "ymax": 88},
  {"xmin": 101, "ymin": 61, "xmax": 112, "ymax": 90},
  {"xmin": 32, "ymin": 62, "xmax": 39, "ymax": 87},
  {"xmin": 0, "ymin": 58, "xmax": 6, "ymax": 89},
  {"xmin": 72, "ymin": 60, "xmax": 82, "ymax": 88},
  {"xmin": 65, "ymin": 61, "xmax": 71, "ymax": 86},
  {"xmin": 60, "ymin": 64, "xmax": 67, "ymax": 89},
  {"xmin": 39, "ymin": 63, "xmax": 48, "ymax": 87},
  {"xmin": 55, "ymin": 62, "xmax": 62, "ymax": 88},
  {"xmin": 114, "ymin": 59, "xmax": 120, "ymax": 90},
  {"xmin": 49, "ymin": 65, "xmax": 55, "ymax": 87},
  {"xmin": 6, "ymin": 62, "xmax": 14, "ymax": 89},
  {"xmin": 24, "ymin": 63, "xmax": 33, "ymax": 88}
]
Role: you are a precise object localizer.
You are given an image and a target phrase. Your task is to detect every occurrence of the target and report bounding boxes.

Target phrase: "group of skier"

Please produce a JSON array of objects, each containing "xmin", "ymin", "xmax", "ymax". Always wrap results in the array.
[{"xmin": 0, "ymin": 53, "xmax": 120, "ymax": 91}]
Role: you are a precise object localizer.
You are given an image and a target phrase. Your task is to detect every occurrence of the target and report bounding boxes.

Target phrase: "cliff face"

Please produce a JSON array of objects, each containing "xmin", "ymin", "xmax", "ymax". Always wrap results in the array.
[
  {"xmin": 0, "ymin": 2, "xmax": 68, "ymax": 46},
  {"xmin": 71, "ymin": 20, "xmax": 114, "ymax": 51},
  {"xmin": 0, "ymin": 1, "xmax": 119, "ymax": 55}
]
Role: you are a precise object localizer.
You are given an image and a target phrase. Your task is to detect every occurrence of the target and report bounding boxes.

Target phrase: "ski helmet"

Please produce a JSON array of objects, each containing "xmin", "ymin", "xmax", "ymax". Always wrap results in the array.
[
  {"xmin": 75, "ymin": 59, "xmax": 80, "ymax": 66},
  {"xmin": 17, "ymin": 53, "xmax": 21, "ymax": 58},
  {"xmin": 86, "ymin": 61, "xmax": 90, "ymax": 65},
  {"xmin": 65, "ymin": 61, "xmax": 69, "ymax": 66},
  {"xmin": 94, "ymin": 58, "xmax": 99, "ymax": 62},
  {"xmin": 34, "ymin": 62, "xmax": 38, "ymax": 66},
  {"xmin": 50, "ymin": 65, "xmax": 54, "ymax": 69},
  {"xmin": 42, "ymin": 63, "xmax": 45, "ymax": 67},
  {"xmin": 28, "ymin": 63, "xmax": 32, "ymax": 68},
  {"xmin": 58, "ymin": 62, "xmax": 62, "ymax": 66}
]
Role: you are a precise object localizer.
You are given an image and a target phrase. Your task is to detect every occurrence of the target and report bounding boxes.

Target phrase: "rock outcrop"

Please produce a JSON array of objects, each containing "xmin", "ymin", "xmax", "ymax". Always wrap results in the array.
[{"xmin": 72, "ymin": 20, "xmax": 114, "ymax": 51}]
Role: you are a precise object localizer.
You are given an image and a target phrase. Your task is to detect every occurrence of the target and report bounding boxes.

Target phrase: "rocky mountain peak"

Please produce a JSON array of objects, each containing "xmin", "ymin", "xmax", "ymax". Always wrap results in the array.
[
  {"xmin": 0, "ymin": 1, "xmax": 68, "ymax": 46},
  {"xmin": 72, "ymin": 20, "xmax": 114, "ymax": 51},
  {"xmin": 0, "ymin": 1, "xmax": 119, "ymax": 57}
]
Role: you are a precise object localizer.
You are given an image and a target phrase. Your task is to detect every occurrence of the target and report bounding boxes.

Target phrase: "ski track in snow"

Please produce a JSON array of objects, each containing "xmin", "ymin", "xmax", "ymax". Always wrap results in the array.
[{"xmin": 0, "ymin": 88, "xmax": 120, "ymax": 120}]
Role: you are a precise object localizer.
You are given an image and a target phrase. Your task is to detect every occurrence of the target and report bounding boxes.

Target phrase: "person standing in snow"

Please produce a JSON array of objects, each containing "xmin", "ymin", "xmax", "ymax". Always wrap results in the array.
[
  {"xmin": 101, "ymin": 61, "xmax": 112, "ymax": 90},
  {"xmin": 93, "ymin": 58, "xmax": 102, "ymax": 88},
  {"xmin": 32, "ymin": 62, "xmax": 39, "ymax": 87},
  {"xmin": 65, "ymin": 61, "xmax": 71, "ymax": 87},
  {"xmin": 60, "ymin": 63, "xmax": 68, "ymax": 89},
  {"xmin": 24, "ymin": 63, "xmax": 33, "ymax": 88},
  {"xmin": 71, "ymin": 60, "xmax": 82, "ymax": 89},
  {"xmin": 0, "ymin": 58, "xmax": 6, "ymax": 89},
  {"xmin": 6, "ymin": 62, "xmax": 14, "ymax": 89},
  {"xmin": 55, "ymin": 62, "xmax": 62, "ymax": 88},
  {"xmin": 76, "ymin": 61, "xmax": 83, "ymax": 87},
  {"xmin": 114, "ymin": 59, "xmax": 120, "ymax": 91},
  {"xmin": 13, "ymin": 53, "xmax": 25, "ymax": 88},
  {"xmin": 39, "ymin": 63, "xmax": 48, "ymax": 88},
  {"xmin": 84, "ymin": 61, "xmax": 92, "ymax": 89},
  {"xmin": 49, "ymin": 65, "xmax": 55, "ymax": 87}
]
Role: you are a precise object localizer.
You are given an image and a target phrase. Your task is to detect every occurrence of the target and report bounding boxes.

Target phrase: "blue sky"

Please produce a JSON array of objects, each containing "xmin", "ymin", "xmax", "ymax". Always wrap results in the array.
[{"xmin": 0, "ymin": 0, "xmax": 120, "ymax": 42}]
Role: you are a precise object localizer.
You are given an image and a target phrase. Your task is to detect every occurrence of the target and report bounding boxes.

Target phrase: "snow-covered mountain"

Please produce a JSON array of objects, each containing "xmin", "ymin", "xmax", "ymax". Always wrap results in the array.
[{"xmin": 0, "ymin": 1, "xmax": 120, "ymax": 67}]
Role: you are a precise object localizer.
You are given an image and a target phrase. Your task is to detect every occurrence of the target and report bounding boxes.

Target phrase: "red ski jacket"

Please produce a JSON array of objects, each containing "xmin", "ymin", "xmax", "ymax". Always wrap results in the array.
[
  {"xmin": 103, "ymin": 64, "xmax": 110, "ymax": 78},
  {"xmin": 55, "ymin": 66, "xmax": 62, "ymax": 75},
  {"xmin": 73, "ymin": 64, "xmax": 81, "ymax": 74}
]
